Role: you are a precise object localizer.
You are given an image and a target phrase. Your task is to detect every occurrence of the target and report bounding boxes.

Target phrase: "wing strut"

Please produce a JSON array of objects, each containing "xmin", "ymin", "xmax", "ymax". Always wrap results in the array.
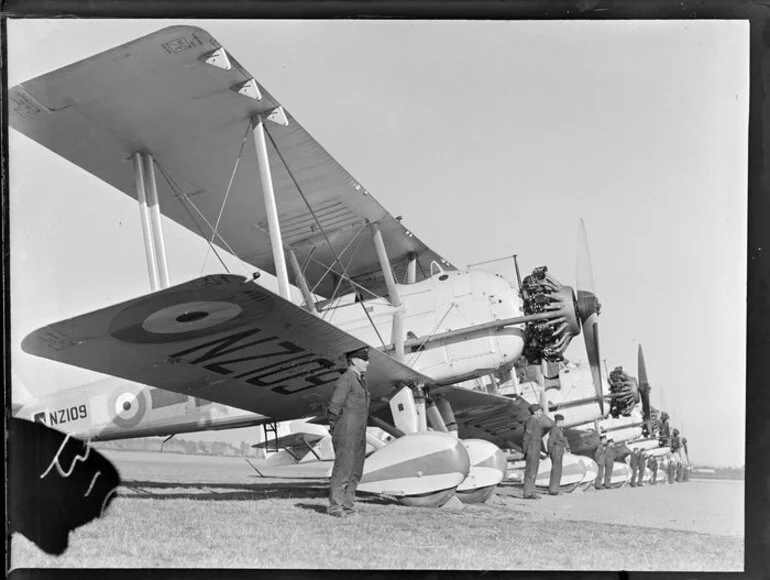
[
  {"xmin": 133, "ymin": 152, "xmax": 170, "ymax": 290},
  {"xmin": 288, "ymin": 248, "xmax": 317, "ymax": 314},
  {"xmin": 133, "ymin": 152, "xmax": 160, "ymax": 291},
  {"xmin": 143, "ymin": 154, "xmax": 171, "ymax": 289},
  {"xmin": 251, "ymin": 111, "xmax": 291, "ymax": 300},
  {"xmin": 407, "ymin": 254, "xmax": 417, "ymax": 284},
  {"xmin": 261, "ymin": 125, "xmax": 388, "ymax": 348},
  {"xmin": 371, "ymin": 222, "xmax": 405, "ymax": 362}
]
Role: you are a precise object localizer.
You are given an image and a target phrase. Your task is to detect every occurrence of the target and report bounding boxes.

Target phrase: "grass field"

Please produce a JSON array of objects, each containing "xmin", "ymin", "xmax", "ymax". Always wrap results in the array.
[{"xmin": 10, "ymin": 451, "xmax": 744, "ymax": 571}]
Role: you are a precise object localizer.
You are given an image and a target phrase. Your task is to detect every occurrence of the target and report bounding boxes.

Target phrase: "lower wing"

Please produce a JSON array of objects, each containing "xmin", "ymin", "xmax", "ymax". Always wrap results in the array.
[{"xmin": 22, "ymin": 274, "xmax": 429, "ymax": 422}]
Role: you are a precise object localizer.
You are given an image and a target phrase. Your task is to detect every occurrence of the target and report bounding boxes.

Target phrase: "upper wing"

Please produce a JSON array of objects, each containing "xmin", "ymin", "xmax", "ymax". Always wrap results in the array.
[
  {"xmin": 21, "ymin": 274, "xmax": 430, "ymax": 421},
  {"xmin": 9, "ymin": 25, "xmax": 454, "ymax": 298},
  {"xmin": 430, "ymin": 386, "xmax": 534, "ymax": 450}
]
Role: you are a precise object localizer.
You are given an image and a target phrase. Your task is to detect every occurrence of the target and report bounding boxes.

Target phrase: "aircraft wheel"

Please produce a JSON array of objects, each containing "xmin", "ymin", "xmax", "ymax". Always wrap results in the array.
[
  {"xmin": 398, "ymin": 487, "xmax": 457, "ymax": 508},
  {"xmin": 456, "ymin": 484, "xmax": 497, "ymax": 504}
]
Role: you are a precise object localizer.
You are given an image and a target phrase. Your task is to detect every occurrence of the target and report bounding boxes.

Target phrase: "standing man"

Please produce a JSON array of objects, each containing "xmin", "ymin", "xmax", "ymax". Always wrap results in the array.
[
  {"xmin": 671, "ymin": 428, "xmax": 683, "ymax": 482},
  {"xmin": 547, "ymin": 414, "xmax": 570, "ymax": 496},
  {"xmin": 594, "ymin": 435, "xmax": 607, "ymax": 490},
  {"xmin": 667, "ymin": 455, "xmax": 677, "ymax": 484},
  {"xmin": 327, "ymin": 347, "xmax": 370, "ymax": 517},
  {"xmin": 604, "ymin": 438, "xmax": 616, "ymax": 489},
  {"xmin": 629, "ymin": 448, "xmax": 640, "ymax": 487},
  {"xmin": 636, "ymin": 449, "xmax": 647, "ymax": 487},
  {"xmin": 522, "ymin": 403, "xmax": 553, "ymax": 500},
  {"xmin": 648, "ymin": 454, "xmax": 658, "ymax": 485},
  {"xmin": 682, "ymin": 437, "xmax": 690, "ymax": 482}
]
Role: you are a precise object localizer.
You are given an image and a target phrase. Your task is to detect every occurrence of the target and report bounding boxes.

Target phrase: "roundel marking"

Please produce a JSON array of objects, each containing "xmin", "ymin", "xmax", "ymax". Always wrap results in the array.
[
  {"xmin": 111, "ymin": 390, "xmax": 147, "ymax": 428},
  {"xmin": 177, "ymin": 311, "xmax": 208, "ymax": 323},
  {"xmin": 109, "ymin": 287, "xmax": 267, "ymax": 344},
  {"xmin": 141, "ymin": 301, "xmax": 243, "ymax": 335}
]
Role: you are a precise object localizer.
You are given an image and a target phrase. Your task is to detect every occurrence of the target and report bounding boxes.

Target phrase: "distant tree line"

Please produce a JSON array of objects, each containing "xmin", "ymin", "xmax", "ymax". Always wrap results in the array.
[
  {"xmin": 690, "ymin": 465, "xmax": 744, "ymax": 480},
  {"xmin": 93, "ymin": 437, "xmax": 253, "ymax": 457}
]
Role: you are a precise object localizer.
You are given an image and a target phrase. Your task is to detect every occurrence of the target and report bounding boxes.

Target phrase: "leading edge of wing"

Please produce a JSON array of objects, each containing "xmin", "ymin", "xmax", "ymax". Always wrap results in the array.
[
  {"xmin": 21, "ymin": 275, "xmax": 430, "ymax": 422},
  {"xmin": 9, "ymin": 25, "xmax": 456, "ymax": 297}
]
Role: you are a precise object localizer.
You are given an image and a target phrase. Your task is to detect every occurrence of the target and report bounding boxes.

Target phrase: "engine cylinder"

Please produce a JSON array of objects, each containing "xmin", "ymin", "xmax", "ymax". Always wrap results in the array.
[{"xmin": 520, "ymin": 267, "xmax": 581, "ymax": 364}]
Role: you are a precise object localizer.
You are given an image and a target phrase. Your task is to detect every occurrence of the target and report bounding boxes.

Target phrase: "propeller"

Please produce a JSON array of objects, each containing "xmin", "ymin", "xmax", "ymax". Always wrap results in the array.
[
  {"xmin": 575, "ymin": 219, "xmax": 604, "ymax": 414},
  {"xmin": 637, "ymin": 344, "xmax": 652, "ymax": 423}
]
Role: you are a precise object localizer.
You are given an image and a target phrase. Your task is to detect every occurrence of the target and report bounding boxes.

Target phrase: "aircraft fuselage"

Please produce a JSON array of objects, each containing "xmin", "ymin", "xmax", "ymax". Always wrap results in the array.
[
  {"xmin": 330, "ymin": 268, "xmax": 525, "ymax": 383},
  {"xmin": 14, "ymin": 377, "xmax": 268, "ymax": 441}
]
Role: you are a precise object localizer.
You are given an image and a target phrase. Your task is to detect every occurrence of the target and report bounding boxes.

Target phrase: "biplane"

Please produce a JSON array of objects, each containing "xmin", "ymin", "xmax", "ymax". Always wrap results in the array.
[{"xmin": 11, "ymin": 26, "xmax": 625, "ymax": 505}]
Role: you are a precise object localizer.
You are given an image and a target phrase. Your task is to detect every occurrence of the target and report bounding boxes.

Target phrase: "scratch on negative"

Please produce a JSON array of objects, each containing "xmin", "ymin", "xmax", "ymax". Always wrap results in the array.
[
  {"xmin": 84, "ymin": 471, "xmax": 101, "ymax": 497},
  {"xmin": 40, "ymin": 432, "xmax": 92, "ymax": 479},
  {"xmin": 100, "ymin": 487, "xmax": 119, "ymax": 516}
]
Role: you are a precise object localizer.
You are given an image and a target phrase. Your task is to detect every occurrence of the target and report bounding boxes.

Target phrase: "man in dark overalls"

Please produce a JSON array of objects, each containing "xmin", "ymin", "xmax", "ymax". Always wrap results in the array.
[
  {"xmin": 547, "ymin": 413, "xmax": 569, "ymax": 495},
  {"xmin": 648, "ymin": 455, "xmax": 658, "ymax": 485},
  {"xmin": 594, "ymin": 435, "xmax": 607, "ymax": 490},
  {"xmin": 682, "ymin": 437, "xmax": 690, "ymax": 481},
  {"xmin": 327, "ymin": 347, "xmax": 370, "ymax": 517},
  {"xmin": 522, "ymin": 403, "xmax": 553, "ymax": 500},
  {"xmin": 629, "ymin": 448, "xmax": 640, "ymax": 487},
  {"xmin": 672, "ymin": 429, "xmax": 685, "ymax": 482},
  {"xmin": 603, "ymin": 438, "xmax": 616, "ymax": 489},
  {"xmin": 637, "ymin": 451, "xmax": 647, "ymax": 487},
  {"xmin": 667, "ymin": 455, "xmax": 677, "ymax": 484}
]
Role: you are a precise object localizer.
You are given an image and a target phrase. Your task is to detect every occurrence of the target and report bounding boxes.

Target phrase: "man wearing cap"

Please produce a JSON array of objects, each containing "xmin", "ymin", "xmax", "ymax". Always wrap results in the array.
[
  {"xmin": 603, "ymin": 438, "xmax": 616, "ymax": 489},
  {"xmin": 521, "ymin": 403, "xmax": 554, "ymax": 500},
  {"xmin": 637, "ymin": 450, "xmax": 647, "ymax": 487},
  {"xmin": 547, "ymin": 413, "xmax": 569, "ymax": 496},
  {"xmin": 594, "ymin": 435, "xmax": 607, "ymax": 490},
  {"xmin": 326, "ymin": 347, "xmax": 370, "ymax": 517}
]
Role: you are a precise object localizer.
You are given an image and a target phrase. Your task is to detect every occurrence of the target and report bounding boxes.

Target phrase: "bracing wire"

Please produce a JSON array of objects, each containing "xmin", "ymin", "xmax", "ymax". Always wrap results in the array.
[
  {"xmin": 406, "ymin": 303, "xmax": 456, "ymax": 368},
  {"xmin": 201, "ymin": 121, "xmax": 252, "ymax": 274},
  {"xmin": 321, "ymin": 230, "xmax": 381, "ymax": 325},
  {"xmin": 317, "ymin": 230, "xmax": 390, "ymax": 326},
  {"xmin": 154, "ymin": 163, "xmax": 231, "ymax": 273},
  {"xmin": 300, "ymin": 246, "xmax": 316, "ymax": 275},
  {"xmin": 263, "ymin": 123, "xmax": 387, "ymax": 348},
  {"xmin": 308, "ymin": 255, "xmax": 385, "ymax": 303},
  {"xmin": 308, "ymin": 222, "xmax": 368, "ymax": 296},
  {"xmin": 155, "ymin": 162, "xmax": 253, "ymax": 279}
]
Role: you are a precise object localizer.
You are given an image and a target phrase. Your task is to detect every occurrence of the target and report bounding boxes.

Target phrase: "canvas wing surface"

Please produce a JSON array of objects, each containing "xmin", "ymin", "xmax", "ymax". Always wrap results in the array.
[
  {"xmin": 431, "ymin": 386, "xmax": 534, "ymax": 450},
  {"xmin": 21, "ymin": 275, "xmax": 428, "ymax": 421},
  {"xmin": 9, "ymin": 26, "xmax": 454, "ymax": 298}
]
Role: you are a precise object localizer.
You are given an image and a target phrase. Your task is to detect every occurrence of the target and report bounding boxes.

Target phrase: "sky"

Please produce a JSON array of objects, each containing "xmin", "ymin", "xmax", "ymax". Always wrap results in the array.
[{"xmin": 8, "ymin": 19, "xmax": 748, "ymax": 466}]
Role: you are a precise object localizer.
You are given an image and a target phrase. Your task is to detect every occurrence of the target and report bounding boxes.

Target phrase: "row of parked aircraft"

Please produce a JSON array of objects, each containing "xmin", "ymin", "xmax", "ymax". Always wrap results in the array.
[{"xmin": 10, "ymin": 26, "xmax": 688, "ymax": 513}]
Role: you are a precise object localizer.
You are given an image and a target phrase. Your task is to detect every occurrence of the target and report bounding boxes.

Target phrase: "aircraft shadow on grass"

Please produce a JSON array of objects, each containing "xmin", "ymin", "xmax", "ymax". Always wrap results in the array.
[
  {"xmin": 120, "ymin": 479, "xmax": 330, "ymax": 501},
  {"xmin": 293, "ymin": 495, "xmax": 395, "ymax": 514},
  {"xmin": 119, "ymin": 479, "xmax": 400, "ymax": 506}
]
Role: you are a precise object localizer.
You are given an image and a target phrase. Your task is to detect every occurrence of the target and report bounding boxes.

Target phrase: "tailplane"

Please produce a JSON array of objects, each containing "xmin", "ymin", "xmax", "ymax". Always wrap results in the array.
[{"xmin": 11, "ymin": 371, "xmax": 36, "ymax": 414}]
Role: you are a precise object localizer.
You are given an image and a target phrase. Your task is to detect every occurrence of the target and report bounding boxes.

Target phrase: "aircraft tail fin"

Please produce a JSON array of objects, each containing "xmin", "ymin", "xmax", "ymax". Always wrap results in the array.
[{"xmin": 11, "ymin": 372, "xmax": 37, "ymax": 414}]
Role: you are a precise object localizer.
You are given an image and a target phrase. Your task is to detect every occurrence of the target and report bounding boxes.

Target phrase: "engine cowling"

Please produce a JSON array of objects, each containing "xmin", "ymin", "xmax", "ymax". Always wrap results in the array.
[
  {"xmin": 608, "ymin": 366, "xmax": 640, "ymax": 418},
  {"xmin": 519, "ymin": 267, "xmax": 581, "ymax": 364}
]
